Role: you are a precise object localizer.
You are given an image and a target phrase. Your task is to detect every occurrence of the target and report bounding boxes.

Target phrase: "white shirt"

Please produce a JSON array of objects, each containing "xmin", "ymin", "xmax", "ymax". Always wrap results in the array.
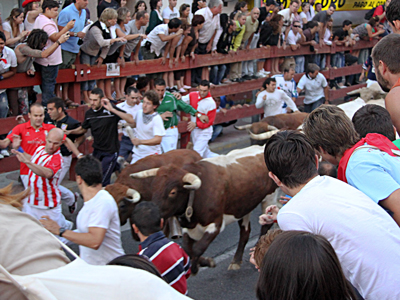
[
  {"xmin": 76, "ymin": 190, "xmax": 125, "ymax": 265},
  {"xmin": 287, "ymin": 30, "xmax": 301, "ymax": 45},
  {"xmin": 146, "ymin": 24, "xmax": 171, "ymax": 56},
  {"xmin": 162, "ymin": 6, "xmax": 179, "ymax": 20},
  {"xmin": 272, "ymin": 74, "xmax": 297, "ymax": 101},
  {"xmin": 297, "ymin": 72, "xmax": 327, "ymax": 104},
  {"xmin": 0, "ymin": 46, "xmax": 17, "ymax": 94},
  {"xmin": 278, "ymin": 176, "xmax": 400, "ymax": 300},
  {"xmin": 133, "ymin": 110, "xmax": 166, "ymax": 158},
  {"xmin": 116, "ymin": 101, "xmax": 142, "ymax": 137},
  {"xmin": 195, "ymin": 7, "xmax": 220, "ymax": 45},
  {"xmin": 255, "ymin": 89, "xmax": 298, "ymax": 117},
  {"xmin": 278, "ymin": 8, "xmax": 294, "ymax": 33}
]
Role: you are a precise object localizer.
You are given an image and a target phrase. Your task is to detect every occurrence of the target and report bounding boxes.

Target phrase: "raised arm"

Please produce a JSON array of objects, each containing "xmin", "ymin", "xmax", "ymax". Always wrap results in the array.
[{"xmin": 102, "ymin": 98, "xmax": 135, "ymax": 124}]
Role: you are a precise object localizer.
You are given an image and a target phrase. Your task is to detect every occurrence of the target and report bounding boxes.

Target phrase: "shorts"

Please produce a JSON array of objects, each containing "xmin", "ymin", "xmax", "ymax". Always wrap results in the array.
[{"xmin": 60, "ymin": 50, "xmax": 78, "ymax": 69}]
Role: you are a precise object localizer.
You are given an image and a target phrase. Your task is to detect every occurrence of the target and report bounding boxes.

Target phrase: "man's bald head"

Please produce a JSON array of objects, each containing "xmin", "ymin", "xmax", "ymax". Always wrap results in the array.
[
  {"xmin": 251, "ymin": 7, "xmax": 260, "ymax": 21},
  {"xmin": 45, "ymin": 128, "xmax": 64, "ymax": 154}
]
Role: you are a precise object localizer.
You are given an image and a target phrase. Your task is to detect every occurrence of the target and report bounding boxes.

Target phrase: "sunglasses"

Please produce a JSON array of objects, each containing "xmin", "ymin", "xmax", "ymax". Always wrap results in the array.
[{"xmin": 293, "ymin": 25, "xmax": 301, "ymax": 28}]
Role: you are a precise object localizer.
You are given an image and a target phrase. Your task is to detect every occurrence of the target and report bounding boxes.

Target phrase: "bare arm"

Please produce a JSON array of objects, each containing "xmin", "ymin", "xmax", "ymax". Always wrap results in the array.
[
  {"xmin": 0, "ymin": 138, "xmax": 11, "ymax": 149},
  {"xmin": 64, "ymin": 137, "xmax": 82, "ymax": 157},
  {"xmin": 158, "ymin": 29, "xmax": 183, "ymax": 42},
  {"xmin": 132, "ymin": 135, "xmax": 162, "ymax": 146},
  {"xmin": 12, "ymin": 150, "xmax": 53, "ymax": 178},
  {"xmin": 380, "ymin": 189, "xmax": 400, "ymax": 227},
  {"xmin": 180, "ymin": 35, "xmax": 193, "ymax": 59},
  {"xmin": 49, "ymin": 20, "xmax": 75, "ymax": 42},
  {"xmin": 324, "ymin": 85, "xmax": 329, "ymax": 102},
  {"xmin": 386, "ymin": 88, "xmax": 400, "ymax": 134},
  {"xmin": 102, "ymin": 99, "xmax": 135, "ymax": 124}
]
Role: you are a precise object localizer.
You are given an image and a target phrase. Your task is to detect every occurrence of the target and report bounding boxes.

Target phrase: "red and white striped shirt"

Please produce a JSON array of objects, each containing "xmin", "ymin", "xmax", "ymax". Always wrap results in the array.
[{"xmin": 27, "ymin": 146, "xmax": 63, "ymax": 208}]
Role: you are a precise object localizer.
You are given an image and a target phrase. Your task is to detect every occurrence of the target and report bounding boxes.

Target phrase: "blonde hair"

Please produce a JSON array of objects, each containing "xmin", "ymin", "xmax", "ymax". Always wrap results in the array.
[
  {"xmin": 100, "ymin": 8, "xmax": 118, "ymax": 24},
  {"xmin": 117, "ymin": 7, "xmax": 131, "ymax": 24},
  {"xmin": 0, "ymin": 184, "xmax": 30, "ymax": 208}
]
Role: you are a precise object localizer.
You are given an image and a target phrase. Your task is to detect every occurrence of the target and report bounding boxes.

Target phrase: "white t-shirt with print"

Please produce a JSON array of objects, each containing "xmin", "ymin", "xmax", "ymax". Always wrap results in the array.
[
  {"xmin": 255, "ymin": 89, "xmax": 298, "ymax": 117},
  {"xmin": 162, "ymin": 6, "xmax": 179, "ymax": 20},
  {"xmin": 278, "ymin": 175, "xmax": 400, "ymax": 300},
  {"xmin": 297, "ymin": 72, "xmax": 327, "ymax": 104},
  {"xmin": 133, "ymin": 109, "xmax": 166, "ymax": 159},
  {"xmin": 75, "ymin": 190, "xmax": 125, "ymax": 265},
  {"xmin": 0, "ymin": 46, "xmax": 17, "ymax": 94}
]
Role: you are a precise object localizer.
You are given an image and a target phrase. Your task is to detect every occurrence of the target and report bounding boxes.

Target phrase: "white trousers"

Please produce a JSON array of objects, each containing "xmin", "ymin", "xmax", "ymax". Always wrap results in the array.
[
  {"xmin": 242, "ymin": 33, "xmax": 260, "ymax": 76},
  {"xmin": 23, "ymin": 203, "xmax": 73, "ymax": 230},
  {"xmin": 191, "ymin": 127, "xmax": 219, "ymax": 158},
  {"xmin": 161, "ymin": 127, "xmax": 179, "ymax": 153}
]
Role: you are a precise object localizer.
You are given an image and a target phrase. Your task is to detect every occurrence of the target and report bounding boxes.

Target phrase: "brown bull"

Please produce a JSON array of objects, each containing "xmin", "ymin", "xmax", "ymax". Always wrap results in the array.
[
  {"xmin": 236, "ymin": 112, "xmax": 308, "ymax": 142},
  {"xmin": 130, "ymin": 145, "xmax": 277, "ymax": 274},
  {"xmin": 105, "ymin": 149, "xmax": 202, "ymax": 237}
]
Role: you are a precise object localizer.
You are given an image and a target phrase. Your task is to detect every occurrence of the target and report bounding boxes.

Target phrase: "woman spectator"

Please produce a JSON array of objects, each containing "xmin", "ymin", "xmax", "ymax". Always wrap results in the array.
[
  {"xmin": 179, "ymin": 4, "xmax": 191, "ymax": 23},
  {"xmin": 116, "ymin": 0, "xmax": 127, "ymax": 8},
  {"xmin": 192, "ymin": 0, "xmax": 207, "ymax": 15},
  {"xmin": 259, "ymin": 14, "xmax": 284, "ymax": 73},
  {"xmin": 133, "ymin": 0, "xmax": 147, "ymax": 19},
  {"xmin": 230, "ymin": 1, "xmax": 248, "ymax": 20},
  {"xmin": 80, "ymin": 8, "xmax": 126, "ymax": 102},
  {"xmin": 300, "ymin": 2, "xmax": 311, "ymax": 28},
  {"xmin": 146, "ymin": 0, "xmax": 163, "ymax": 35},
  {"xmin": 2, "ymin": 9, "xmax": 29, "ymax": 49},
  {"xmin": 22, "ymin": 0, "xmax": 41, "ymax": 32},
  {"xmin": 114, "ymin": 7, "xmax": 146, "ymax": 100},
  {"xmin": 13, "ymin": 29, "xmax": 69, "ymax": 114},
  {"xmin": 256, "ymin": 231, "xmax": 357, "ymax": 300},
  {"xmin": 352, "ymin": 16, "xmax": 385, "ymax": 40}
]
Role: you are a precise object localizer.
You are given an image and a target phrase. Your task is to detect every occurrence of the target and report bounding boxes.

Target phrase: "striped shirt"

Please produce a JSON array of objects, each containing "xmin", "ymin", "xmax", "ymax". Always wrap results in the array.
[
  {"xmin": 138, "ymin": 231, "xmax": 191, "ymax": 294},
  {"xmin": 27, "ymin": 146, "xmax": 63, "ymax": 208}
]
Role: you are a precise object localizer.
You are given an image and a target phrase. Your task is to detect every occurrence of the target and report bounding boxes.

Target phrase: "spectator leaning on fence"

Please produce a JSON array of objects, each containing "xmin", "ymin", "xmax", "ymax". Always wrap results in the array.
[
  {"xmin": 33, "ymin": 0, "xmax": 75, "ymax": 107},
  {"xmin": 287, "ymin": 20, "xmax": 306, "ymax": 73},
  {"xmin": 3, "ymin": 8, "xmax": 29, "ymax": 49},
  {"xmin": 125, "ymin": 11, "xmax": 148, "ymax": 64},
  {"xmin": 79, "ymin": 8, "xmax": 126, "ymax": 103},
  {"xmin": 56, "ymin": 0, "xmax": 87, "ymax": 108},
  {"xmin": 278, "ymin": 0, "xmax": 299, "ymax": 38},
  {"xmin": 192, "ymin": 0, "xmax": 222, "ymax": 86},
  {"xmin": 312, "ymin": 4, "xmax": 336, "ymax": 46}
]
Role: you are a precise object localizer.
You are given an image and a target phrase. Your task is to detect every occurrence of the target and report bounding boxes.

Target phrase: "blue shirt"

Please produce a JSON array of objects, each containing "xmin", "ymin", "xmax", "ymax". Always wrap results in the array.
[
  {"xmin": 58, "ymin": 4, "xmax": 86, "ymax": 53},
  {"xmin": 346, "ymin": 146, "xmax": 400, "ymax": 203}
]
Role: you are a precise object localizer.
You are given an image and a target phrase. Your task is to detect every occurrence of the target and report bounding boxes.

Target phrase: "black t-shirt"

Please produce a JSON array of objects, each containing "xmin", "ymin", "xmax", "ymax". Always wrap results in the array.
[
  {"xmin": 333, "ymin": 28, "xmax": 349, "ymax": 41},
  {"xmin": 97, "ymin": 0, "xmax": 119, "ymax": 18},
  {"xmin": 82, "ymin": 106, "xmax": 125, "ymax": 153},
  {"xmin": 45, "ymin": 113, "xmax": 82, "ymax": 156}
]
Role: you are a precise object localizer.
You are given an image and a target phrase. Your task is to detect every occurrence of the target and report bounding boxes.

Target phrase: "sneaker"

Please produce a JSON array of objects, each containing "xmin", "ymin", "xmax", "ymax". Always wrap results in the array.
[
  {"xmin": 0, "ymin": 154, "xmax": 4, "ymax": 160},
  {"xmin": 257, "ymin": 69, "xmax": 268, "ymax": 77},
  {"xmin": 69, "ymin": 192, "xmax": 79, "ymax": 214},
  {"xmin": 0, "ymin": 149, "xmax": 10, "ymax": 157},
  {"xmin": 183, "ymin": 85, "xmax": 191, "ymax": 89},
  {"xmin": 170, "ymin": 87, "xmax": 179, "ymax": 92},
  {"xmin": 221, "ymin": 78, "xmax": 232, "ymax": 84},
  {"xmin": 242, "ymin": 75, "xmax": 252, "ymax": 81},
  {"xmin": 179, "ymin": 88, "xmax": 186, "ymax": 93},
  {"xmin": 251, "ymin": 75, "xmax": 259, "ymax": 79}
]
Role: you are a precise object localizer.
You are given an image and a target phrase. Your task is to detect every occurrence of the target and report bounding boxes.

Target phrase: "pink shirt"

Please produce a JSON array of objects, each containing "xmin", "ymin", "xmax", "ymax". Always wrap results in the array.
[{"xmin": 33, "ymin": 14, "xmax": 62, "ymax": 66}]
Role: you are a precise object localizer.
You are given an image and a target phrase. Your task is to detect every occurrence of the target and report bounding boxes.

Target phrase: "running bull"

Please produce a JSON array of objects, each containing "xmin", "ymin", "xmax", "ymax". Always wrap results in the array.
[{"xmin": 129, "ymin": 145, "xmax": 278, "ymax": 274}]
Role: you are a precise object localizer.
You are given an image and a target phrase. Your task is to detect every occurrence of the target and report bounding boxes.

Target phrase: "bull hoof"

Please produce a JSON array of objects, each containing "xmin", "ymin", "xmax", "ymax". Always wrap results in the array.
[
  {"xmin": 199, "ymin": 257, "xmax": 216, "ymax": 268},
  {"xmin": 228, "ymin": 262, "xmax": 242, "ymax": 271}
]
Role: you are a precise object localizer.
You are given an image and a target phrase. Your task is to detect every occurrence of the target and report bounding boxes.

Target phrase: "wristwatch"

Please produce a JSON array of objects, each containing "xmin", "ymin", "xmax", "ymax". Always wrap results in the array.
[
  {"xmin": 74, "ymin": 32, "xmax": 78, "ymax": 37},
  {"xmin": 59, "ymin": 227, "xmax": 66, "ymax": 237},
  {"xmin": 196, "ymin": 113, "xmax": 202, "ymax": 118}
]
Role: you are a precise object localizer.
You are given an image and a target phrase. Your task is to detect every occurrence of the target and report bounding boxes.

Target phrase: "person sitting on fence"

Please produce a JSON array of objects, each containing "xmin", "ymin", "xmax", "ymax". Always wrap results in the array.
[
  {"xmin": 210, "ymin": 19, "xmax": 235, "ymax": 86},
  {"xmin": 229, "ymin": 12, "xmax": 247, "ymax": 83},
  {"xmin": 192, "ymin": 0, "xmax": 223, "ymax": 87},
  {"xmin": 56, "ymin": 0, "xmax": 87, "ymax": 109},
  {"xmin": 113, "ymin": 7, "xmax": 146, "ymax": 101},
  {"xmin": 32, "ymin": 0, "xmax": 75, "ymax": 107},
  {"xmin": 287, "ymin": 20, "xmax": 306, "ymax": 73},
  {"xmin": 79, "ymin": 8, "xmax": 126, "ymax": 103},
  {"xmin": 22, "ymin": 0, "xmax": 41, "ymax": 32},
  {"xmin": 2, "ymin": 8, "xmax": 29, "ymax": 50},
  {"xmin": 132, "ymin": 201, "xmax": 191, "ymax": 295}
]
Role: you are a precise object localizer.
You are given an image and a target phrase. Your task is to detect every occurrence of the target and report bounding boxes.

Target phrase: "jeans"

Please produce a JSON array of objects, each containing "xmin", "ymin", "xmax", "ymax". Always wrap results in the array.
[
  {"xmin": 119, "ymin": 136, "xmax": 134, "ymax": 160},
  {"xmin": 0, "ymin": 91, "xmax": 8, "ymax": 118},
  {"xmin": 33, "ymin": 63, "xmax": 58, "ymax": 106},
  {"xmin": 80, "ymin": 51, "xmax": 97, "ymax": 91},
  {"xmin": 92, "ymin": 149, "xmax": 119, "ymax": 186},
  {"xmin": 210, "ymin": 64, "xmax": 227, "ymax": 85},
  {"xmin": 304, "ymin": 97, "xmax": 325, "ymax": 113},
  {"xmin": 294, "ymin": 56, "xmax": 305, "ymax": 73},
  {"xmin": 332, "ymin": 52, "xmax": 345, "ymax": 83}
]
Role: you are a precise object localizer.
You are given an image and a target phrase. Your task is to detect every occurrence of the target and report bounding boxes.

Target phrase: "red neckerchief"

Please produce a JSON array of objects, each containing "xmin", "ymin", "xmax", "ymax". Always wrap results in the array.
[{"xmin": 337, "ymin": 133, "xmax": 398, "ymax": 183}]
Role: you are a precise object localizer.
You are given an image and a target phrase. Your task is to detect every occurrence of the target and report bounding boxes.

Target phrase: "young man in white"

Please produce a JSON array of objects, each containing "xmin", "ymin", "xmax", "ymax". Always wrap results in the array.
[
  {"xmin": 287, "ymin": 21, "xmax": 306, "ymax": 73},
  {"xmin": 116, "ymin": 87, "xmax": 143, "ymax": 163},
  {"xmin": 272, "ymin": 68, "xmax": 298, "ymax": 113},
  {"xmin": 129, "ymin": 90, "xmax": 166, "ymax": 164},
  {"xmin": 260, "ymin": 130, "xmax": 400, "ymax": 300},
  {"xmin": 255, "ymin": 77, "xmax": 299, "ymax": 117},
  {"xmin": 296, "ymin": 63, "xmax": 329, "ymax": 113},
  {"xmin": 162, "ymin": 0, "xmax": 179, "ymax": 23},
  {"xmin": 278, "ymin": 0, "xmax": 299, "ymax": 37},
  {"xmin": 182, "ymin": 80, "xmax": 218, "ymax": 158},
  {"xmin": 41, "ymin": 155, "xmax": 125, "ymax": 265}
]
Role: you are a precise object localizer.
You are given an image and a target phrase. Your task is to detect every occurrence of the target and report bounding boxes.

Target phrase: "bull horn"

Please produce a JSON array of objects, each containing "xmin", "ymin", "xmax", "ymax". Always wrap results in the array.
[
  {"xmin": 126, "ymin": 188, "xmax": 141, "ymax": 203},
  {"xmin": 130, "ymin": 168, "xmax": 159, "ymax": 179},
  {"xmin": 234, "ymin": 124, "xmax": 252, "ymax": 130},
  {"xmin": 249, "ymin": 129, "xmax": 280, "ymax": 140},
  {"xmin": 267, "ymin": 125, "xmax": 278, "ymax": 131},
  {"xmin": 182, "ymin": 173, "xmax": 202, "ymax": 190}
]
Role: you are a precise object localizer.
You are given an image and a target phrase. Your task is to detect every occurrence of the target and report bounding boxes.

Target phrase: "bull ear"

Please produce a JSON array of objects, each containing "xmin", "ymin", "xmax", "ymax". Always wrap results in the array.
[
  {"xmin": 130, "ymin": 168, "xmax": 159, "ymax": 179},
  {"xmin": 182, "ymin": 173, "xmax": 201, "ymax": 190},
  {"xmin": 125, "ymin": 188, "xmax": 141, "ymax": 203}
]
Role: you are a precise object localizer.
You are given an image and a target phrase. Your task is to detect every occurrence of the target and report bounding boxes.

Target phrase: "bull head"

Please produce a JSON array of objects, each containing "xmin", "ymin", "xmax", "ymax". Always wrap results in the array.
[
  {"xmin": 126, "ymin": 188, "xmax": 141, "ymax": 203},
  {"xmin": 182, "ymin": 173, "xmax": 201, "ymax": 190}
]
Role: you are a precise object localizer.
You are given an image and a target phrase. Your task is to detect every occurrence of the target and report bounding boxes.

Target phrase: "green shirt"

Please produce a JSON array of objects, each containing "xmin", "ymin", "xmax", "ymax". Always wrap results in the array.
[{"xmin": 156, "ymin": 92, "xmax": 197, "ymax": 129}]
